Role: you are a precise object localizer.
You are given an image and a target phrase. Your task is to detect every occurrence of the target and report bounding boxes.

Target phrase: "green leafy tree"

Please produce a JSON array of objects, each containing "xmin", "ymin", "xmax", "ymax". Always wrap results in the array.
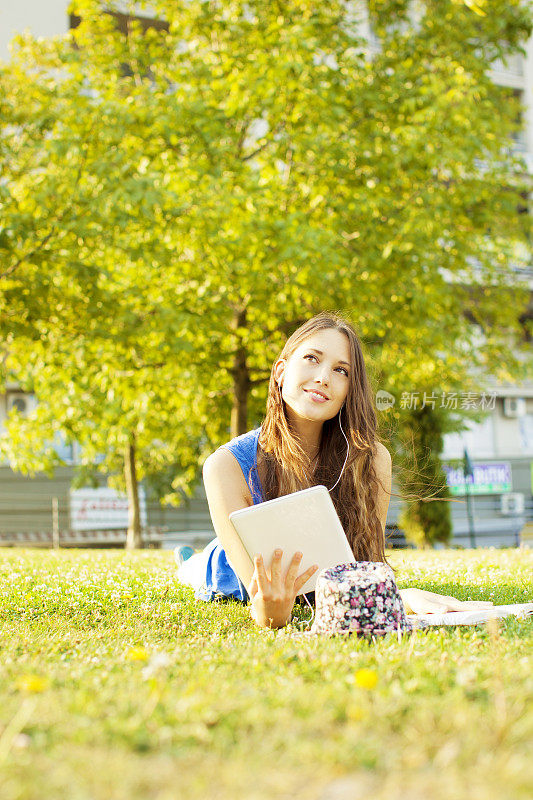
[
  {"xmin": 0, "ymin": 21, "xmax": 205, "ymax": 546},
  {"xmin": 396, "ymin": 405, "xmax": 454, "ymax": 546},
  {"xmin": 1, "ymin": 0, "xmax": 531, "ymax": 547}
]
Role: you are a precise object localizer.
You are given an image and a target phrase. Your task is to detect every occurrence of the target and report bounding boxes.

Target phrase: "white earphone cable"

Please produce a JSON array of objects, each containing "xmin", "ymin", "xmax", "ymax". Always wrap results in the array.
[
  {"xmin": 302, "ymin": 591, "xmax": 315, "ymax": 628},
  {"xmin": 328, "ymin": 407, "xmax": 349, "ymax": 493}
]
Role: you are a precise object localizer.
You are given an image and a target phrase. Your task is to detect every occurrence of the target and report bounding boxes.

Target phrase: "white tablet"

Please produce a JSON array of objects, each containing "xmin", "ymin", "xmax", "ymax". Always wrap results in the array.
[{"xmin": 229, "ymin": 485, "xmax": 355, "ymax": 595}]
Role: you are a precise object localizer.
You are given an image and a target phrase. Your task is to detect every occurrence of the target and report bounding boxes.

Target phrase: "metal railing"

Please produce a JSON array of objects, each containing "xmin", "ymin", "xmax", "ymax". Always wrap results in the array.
[{"xmin": 0, "ymin": 526, "xmax": 164, "ymax": 547}]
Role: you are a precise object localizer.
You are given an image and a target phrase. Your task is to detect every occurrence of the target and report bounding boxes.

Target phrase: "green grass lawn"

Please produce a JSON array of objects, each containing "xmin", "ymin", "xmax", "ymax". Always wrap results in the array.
[{"xmin": 0, "ymin": 547, "xmax": 532, "ymax": 800}]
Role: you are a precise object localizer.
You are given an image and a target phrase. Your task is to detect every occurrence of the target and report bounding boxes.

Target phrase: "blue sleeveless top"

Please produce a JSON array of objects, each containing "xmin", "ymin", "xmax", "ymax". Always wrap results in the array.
[{"xmin": 195, "ymin": 428, "xmax": 263, "ymax": 603}]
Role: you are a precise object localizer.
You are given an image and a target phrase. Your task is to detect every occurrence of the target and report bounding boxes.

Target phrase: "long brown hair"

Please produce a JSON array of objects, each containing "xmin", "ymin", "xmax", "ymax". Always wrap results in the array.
[{"xmin": 257, "ymin": 312, "xmax": 388, "ymax": 563}]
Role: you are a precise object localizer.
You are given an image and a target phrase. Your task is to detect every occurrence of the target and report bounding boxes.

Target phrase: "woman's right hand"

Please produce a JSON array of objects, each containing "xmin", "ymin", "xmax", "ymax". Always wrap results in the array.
[{"xmin": 248, "ymin": 549, "xmax": 318, "ymax": 629}]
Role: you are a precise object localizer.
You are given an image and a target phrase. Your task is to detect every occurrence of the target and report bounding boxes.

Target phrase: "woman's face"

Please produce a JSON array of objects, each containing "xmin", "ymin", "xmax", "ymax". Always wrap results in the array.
[{"xmin": 275, "ymin": 329, "xmax": 351, "ymax": 423}]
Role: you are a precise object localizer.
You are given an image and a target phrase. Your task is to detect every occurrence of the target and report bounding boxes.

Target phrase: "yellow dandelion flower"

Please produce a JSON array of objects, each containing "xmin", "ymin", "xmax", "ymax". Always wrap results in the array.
[
  {"xmin": 16, "ymin": 675, "xmax": 48, "ymax": 693},
  {"xmin": 126, "ymin": 646, "xmax": 149, "ymax": 662},
  {"xmin": 346, "ymin": 705, "xmax": 365, "ymax": 722},
  {"xmin": 354, "ymin": 668, "xmax": 378, "ymax": 690}
]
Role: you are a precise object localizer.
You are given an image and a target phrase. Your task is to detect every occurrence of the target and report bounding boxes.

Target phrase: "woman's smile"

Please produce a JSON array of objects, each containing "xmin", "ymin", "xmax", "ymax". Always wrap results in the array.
[{"xmin": 304, "ymin": 389, "xmax": 330, "ymax": 403}]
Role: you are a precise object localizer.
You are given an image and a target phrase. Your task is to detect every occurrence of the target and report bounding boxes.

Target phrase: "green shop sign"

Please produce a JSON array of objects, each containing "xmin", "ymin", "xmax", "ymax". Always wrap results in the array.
[{"xmin": 443, "ymin": 462, "xmax": 512, "ymax": 496}]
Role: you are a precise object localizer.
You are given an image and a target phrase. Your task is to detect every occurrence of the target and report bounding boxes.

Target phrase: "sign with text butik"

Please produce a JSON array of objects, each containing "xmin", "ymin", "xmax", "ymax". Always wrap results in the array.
[{"xmin": 443, "ymin": 462, "xmax": 512, "ymax": 496}]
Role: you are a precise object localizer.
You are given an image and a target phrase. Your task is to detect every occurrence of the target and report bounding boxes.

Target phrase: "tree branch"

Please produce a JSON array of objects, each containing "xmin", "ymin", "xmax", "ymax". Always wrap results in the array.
[
  {"xmin": 248, "ymin": 375, "xmax": 270, "ymax": 386},
  {"xmin": 0, "ymin": 230, "xmax": 57, "ymax": 280},
  {"xmin": 241, "ymin": 139, "xmax": 271, "ymax": 162}
]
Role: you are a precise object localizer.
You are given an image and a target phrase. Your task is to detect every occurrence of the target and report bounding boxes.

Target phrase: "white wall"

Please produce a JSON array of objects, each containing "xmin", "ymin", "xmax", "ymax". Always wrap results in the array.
[
  {"xmin": 442, "ymin": 415, "xmax": 496, "ymax": 460},
  {"xmin": 442, "ymin": 398, "xmax": 533, "ymax": 460},
  {"xmin": 0, "ymin": 0, "xmax": 69, "ymax": 62}
]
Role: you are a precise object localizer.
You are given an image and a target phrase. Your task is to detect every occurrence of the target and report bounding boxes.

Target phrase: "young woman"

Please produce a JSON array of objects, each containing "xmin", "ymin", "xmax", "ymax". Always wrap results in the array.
[{"xmin": 177, "ymin": 312, "xmax": 492, "ymax": 628}]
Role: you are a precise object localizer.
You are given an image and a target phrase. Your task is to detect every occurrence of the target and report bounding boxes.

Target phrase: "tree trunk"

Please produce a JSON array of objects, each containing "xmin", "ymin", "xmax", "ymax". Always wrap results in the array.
[
  {"xmin": 230, "ymin": 308, "xmax": 250, "ymax": 438},
  {"xmin": 124, "ymin": 436, "xmax": 142, "ymax": 549}
]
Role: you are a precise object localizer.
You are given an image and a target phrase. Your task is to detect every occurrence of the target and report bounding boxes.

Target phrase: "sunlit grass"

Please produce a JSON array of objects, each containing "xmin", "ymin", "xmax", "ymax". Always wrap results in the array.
[{"xmin": 0, "ymin": 548, "xmax": 531, "ymax": 800}]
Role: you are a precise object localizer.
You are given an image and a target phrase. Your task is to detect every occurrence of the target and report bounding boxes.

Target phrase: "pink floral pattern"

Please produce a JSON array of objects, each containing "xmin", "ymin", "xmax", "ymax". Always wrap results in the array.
[{"xmin": 311, "ymin": 561, "xmax": 424, "ymax": 637}]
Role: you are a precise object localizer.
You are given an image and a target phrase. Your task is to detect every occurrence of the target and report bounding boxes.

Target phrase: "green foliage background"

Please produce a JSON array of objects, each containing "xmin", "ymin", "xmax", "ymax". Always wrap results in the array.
[{"xmin": 0, "ymin": 0, "xmax": 531, "ymax": 540}]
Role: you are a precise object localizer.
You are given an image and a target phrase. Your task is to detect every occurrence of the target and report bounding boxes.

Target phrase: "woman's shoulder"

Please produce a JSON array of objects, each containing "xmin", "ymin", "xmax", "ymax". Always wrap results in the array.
[
  {"xmin": 219, "ymin": 428, "xmax": 261, "ymax": 461},
  {"xmin": 373, "ymin": 442, "xmax": 392, "ymax": 473},
  {"xmin": 202, "ymin": 445, "xmax": 246, "ymax": 487},
  {"xmin": 223, "ymin": 428, "xmax": 261, "ymax": 450},
  {"xmin": 203, "ymin": 428, "xmax": 260, "ymax": 472},
  {"xmin": 203, "ymin": 429, "xmax": 261, "ymax": 503},
  {"xmin": 374, "ymin": 441, "xmax": 391, "ymax": 460}
]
